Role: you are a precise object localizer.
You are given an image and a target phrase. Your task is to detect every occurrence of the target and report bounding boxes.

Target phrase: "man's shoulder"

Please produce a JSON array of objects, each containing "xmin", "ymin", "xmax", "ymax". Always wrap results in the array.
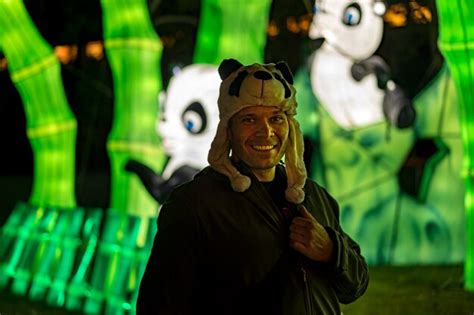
[
  {"xmin": 171, "ymin": 166, "xmax": 229, "ymax": 195},
  {"xmin": 163, "ymin": 166, "xmax": 236, "ymax": 214},
  {"xmin": 304, "ymin": 177, "xmax": 325, "ymax": 192},
  {"xmin": 304, "ymin": 178, "xmax": 336, "ymax": 202}
]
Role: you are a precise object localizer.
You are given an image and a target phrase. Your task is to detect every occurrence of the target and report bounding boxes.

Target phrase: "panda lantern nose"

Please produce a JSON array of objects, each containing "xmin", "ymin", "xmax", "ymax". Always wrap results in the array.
[{"xmin": 253, "ymin": 71, "xmax": 272, "ymax": 80}]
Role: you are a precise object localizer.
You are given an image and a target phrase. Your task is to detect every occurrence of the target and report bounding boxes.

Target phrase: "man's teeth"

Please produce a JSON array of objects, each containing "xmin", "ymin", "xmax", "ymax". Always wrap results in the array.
[{"xmin": 252, "ymin": 145, "xmax": 274, "ymax": 151}]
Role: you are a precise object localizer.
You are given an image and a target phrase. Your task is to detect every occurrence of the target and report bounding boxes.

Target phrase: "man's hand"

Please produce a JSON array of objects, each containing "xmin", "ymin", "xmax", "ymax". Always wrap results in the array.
[{"xmin": 289, "ymin": 205, "xmax": 334, "ymax": 263}]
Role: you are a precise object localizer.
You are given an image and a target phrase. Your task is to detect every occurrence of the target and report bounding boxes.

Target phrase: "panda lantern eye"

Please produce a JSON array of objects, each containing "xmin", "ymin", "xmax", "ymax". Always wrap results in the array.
[
  {"xmin": 342, "ymin": 3, "xmax": 362, "ymax": 26},
  {"xmin": 181, "ymin": 101, "xmax": 207, "ymax": 134}
]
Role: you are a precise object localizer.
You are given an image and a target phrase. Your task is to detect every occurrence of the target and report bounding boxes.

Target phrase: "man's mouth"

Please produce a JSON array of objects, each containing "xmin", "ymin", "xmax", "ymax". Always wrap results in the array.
[{"xmin": 251, "ymin": 145, "xmax": 276, "ymax": 151}]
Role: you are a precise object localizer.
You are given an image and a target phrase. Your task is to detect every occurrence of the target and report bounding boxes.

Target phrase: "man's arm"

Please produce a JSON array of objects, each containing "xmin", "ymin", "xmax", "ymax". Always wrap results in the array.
[
  {"xmin": 289, "ymin": 194, "xmax": 369, "ymax": 304},
  {"xmin": 323, "ymin": 221, "xmax": 369, "ymax": 304},
  {"xmin": 137, "ymin": 188, "xmax": 201, "ymax": 314}
]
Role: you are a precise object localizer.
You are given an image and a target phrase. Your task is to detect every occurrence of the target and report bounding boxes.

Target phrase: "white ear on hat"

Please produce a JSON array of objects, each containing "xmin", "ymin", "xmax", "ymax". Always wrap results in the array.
[
  {"xmin": 284, "ymin": 116, "xmax": 307, "ymax": 204},
  {"xmin": 207, "ymin": 58, "xmax": 307, "ymax": 204}
]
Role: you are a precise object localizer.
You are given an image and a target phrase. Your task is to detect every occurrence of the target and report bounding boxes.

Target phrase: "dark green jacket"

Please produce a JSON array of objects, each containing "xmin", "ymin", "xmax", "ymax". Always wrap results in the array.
[{"xmin": 137, "ymin": 163, "xmax": 368, "ymax": 314}]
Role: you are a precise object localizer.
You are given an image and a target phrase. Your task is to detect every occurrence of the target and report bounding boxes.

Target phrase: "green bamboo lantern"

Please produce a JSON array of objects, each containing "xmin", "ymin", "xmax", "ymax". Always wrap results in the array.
[
  {"xmin": 0, "ymin": 0, "xmax": 77, "ymax": 208},
  {"xmin": 82, "ymin": 1, "xmax": 165, "ymax": 313},
  {"xmin": 193, "ymin": 0, "xmax": 272, "ymax": 64},
  {"xmin": 0, "ymin": 0, "xmax": 88, "ymax": 303},
  {"xmin": 103, "ymin": 0, "xmax": 165, "ymax": 220},
  {"xmin": 436, "ymin": 0, "xmax": 474, "ymax": 290}
]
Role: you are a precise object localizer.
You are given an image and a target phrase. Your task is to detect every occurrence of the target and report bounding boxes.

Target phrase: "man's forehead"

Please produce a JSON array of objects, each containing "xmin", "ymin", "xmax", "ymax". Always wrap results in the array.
[{"xmin": 235, "ymin": 106, "xmax": 284, "ymax": 116}]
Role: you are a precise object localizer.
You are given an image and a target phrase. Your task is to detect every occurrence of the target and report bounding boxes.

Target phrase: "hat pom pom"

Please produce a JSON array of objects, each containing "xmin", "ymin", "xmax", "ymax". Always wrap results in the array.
[
  {"xmin": 285, "ymin": 186, "xmax": 305, "ymax": 204},
  {"xmin": 230, "ymin": 174, "xmax": 251, "ymax": 192}
]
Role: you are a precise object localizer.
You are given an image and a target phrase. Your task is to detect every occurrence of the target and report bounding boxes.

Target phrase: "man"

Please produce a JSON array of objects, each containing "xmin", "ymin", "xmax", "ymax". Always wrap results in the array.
[{"xmin": 137, "ymin": 59, "xmax": 369, "ymax": 314}]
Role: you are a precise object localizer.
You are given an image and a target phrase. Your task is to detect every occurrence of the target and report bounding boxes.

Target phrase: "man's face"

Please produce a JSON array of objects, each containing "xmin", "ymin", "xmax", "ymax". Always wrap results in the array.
[{"xmin": 229, "ymin": 106, "xmax": 289, "ymax": 179}]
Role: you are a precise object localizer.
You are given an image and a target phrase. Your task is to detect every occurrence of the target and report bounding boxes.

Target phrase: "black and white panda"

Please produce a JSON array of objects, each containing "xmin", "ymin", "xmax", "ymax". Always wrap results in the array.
[
  {"xmin": 309, "ymin": 0, "xmax": 415, "ymax": 129},
  {"xmin": 126, "ymin": 64, "xmax": 220, "ymax": 203}
]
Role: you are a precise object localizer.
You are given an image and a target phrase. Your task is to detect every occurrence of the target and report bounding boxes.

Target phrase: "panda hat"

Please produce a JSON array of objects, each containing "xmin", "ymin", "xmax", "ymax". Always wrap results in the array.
[{"xmin": 208, "ymin": 58, "xmax": 307, "ymax": 204}]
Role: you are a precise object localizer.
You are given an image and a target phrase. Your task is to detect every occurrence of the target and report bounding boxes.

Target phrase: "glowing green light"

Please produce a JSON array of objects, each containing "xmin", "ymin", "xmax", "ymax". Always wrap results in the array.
[
  {"xmin": 102, "ymin": 0, "xmax": 165, "ymax": 219},
  {"xmin": 0, "ymin": 0, "xmax": 77, "ymax": 208},
  {"xmin": 193, "ymin": 0, "xmax": 273, "ymax": 64},
  {"xmin": 83, "ymin": 210, "xmax": 156, "ymax": 314},
  {"xmin": 91, "ymin": 1, "xmax": 165, "ymax": 313},
  {"xmin": 0, "ymin": 202, "xmax": 103, "ymax": 307},
  {"xmin": 437, "ymin": 0, "xmax": 474, "ymax": 291}
]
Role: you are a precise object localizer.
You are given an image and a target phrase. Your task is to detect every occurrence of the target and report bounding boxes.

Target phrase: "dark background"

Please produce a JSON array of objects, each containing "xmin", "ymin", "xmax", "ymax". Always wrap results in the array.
[
  {"xmin": 0, "ymin": 0, "xmax": 442, "ymax": 222},
  {"xmin": 1, "ymin": 2, "xmax": 473, "ymax": 314},
  {"xmin": 0, "ymin": 0, "xmax": 310, "ymax": 221}
]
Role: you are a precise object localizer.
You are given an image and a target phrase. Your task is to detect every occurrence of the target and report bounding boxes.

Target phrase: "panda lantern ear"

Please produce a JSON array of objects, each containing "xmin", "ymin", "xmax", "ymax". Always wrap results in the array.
[
  {"xmin": 218, "ymin": 59, "xmax": 243, "ymax": 80},
  {"xmin": 275, "ymin": 61, "xmax": 294, "ymax": 85}
]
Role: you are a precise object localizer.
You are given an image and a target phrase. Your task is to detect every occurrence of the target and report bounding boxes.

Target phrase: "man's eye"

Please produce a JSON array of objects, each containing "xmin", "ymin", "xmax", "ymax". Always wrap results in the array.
[
  {"xmin": 271, "ymin": 116, "xmax": 285, "ymax": 123},
  {"xmin": 242, "ymin": 117, "xmax": 255, "ymax": 123}
]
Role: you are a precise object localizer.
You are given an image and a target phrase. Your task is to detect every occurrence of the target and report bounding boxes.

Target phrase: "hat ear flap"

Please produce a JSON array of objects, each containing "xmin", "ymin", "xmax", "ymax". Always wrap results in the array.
[
  {"xmin": 218, "ymin": 59, "xmax": 244, "ymax": 80},
  {"xmin": 275, "ymin": 61, "xmax": 294, "ymax": 85},
  {"xmin": 284, "ymin": 117, "xmax": 307, "ymax": 204},
  {"xmin": 208, "ymin": 120, "xmax": 251, "ymax": 192}
]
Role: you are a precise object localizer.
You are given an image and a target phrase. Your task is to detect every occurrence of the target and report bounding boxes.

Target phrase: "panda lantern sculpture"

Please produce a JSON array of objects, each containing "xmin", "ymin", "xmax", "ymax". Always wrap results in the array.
[
  {"xmin": 302, "ymin": 0, "xmax": 465, "ymax": 264},
  {"xmin": 125, "ymin": 64, "xmax": 221, "ymax": 203},
  {"xmin": 310, "ymin": 0, "xmax": 415, "ymax": 129}
]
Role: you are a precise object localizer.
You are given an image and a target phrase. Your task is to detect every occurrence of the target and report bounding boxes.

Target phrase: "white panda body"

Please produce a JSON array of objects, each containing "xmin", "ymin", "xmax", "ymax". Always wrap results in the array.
[
  {"xmin": 309, "ymin": 0, "xmax": 386, "ymax": 129},
  {"xmin": 158, "ymin": 64, "xmax": 220, "ymax": 179},
  {"xmin": 311, "ymin": 45, "xmax": 385, "ymax": 129}
]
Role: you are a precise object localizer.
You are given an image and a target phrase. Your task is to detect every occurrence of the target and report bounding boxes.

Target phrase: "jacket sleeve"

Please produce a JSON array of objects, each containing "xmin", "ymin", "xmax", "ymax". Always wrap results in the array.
[
  {"xmin": 136, "ymin": 187, "xmax": 201, "ymax": 314},
  {"xmin": 324, "ymin": 223, "xmax": 369, "ymax": 304},
  {"xmin": 311, "ymin": 187, "xmax": 369, "ymax": 304}
]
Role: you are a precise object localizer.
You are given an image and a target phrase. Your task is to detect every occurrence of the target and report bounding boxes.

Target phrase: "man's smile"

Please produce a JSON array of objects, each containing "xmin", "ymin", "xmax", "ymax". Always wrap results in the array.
[{"xmin": 250, "ymin": 144, "xmax": 277, "ymax": 151}]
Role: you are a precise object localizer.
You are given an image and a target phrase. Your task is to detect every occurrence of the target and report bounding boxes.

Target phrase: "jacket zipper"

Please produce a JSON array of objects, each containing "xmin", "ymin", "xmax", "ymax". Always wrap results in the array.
[{"xmin": 301, "ymin": 267, "xmax": 313, "ymax": 315}]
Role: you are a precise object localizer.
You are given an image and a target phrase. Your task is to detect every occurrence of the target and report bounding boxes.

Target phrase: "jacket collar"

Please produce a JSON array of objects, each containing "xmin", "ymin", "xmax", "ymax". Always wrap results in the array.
[
  {"xmin": 199, "ymin": 161, "xmax": 289, "ymax": 235},
  {"xmin": 235, "ymin": 161, "xmax": 289, "ymax": 237}
]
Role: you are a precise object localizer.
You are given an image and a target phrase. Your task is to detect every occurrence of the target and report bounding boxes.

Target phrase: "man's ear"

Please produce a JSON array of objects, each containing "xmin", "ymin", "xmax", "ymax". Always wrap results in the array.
[{"xmin": 218, "ymin": 58, "xmax": 243, "ymax": 80}]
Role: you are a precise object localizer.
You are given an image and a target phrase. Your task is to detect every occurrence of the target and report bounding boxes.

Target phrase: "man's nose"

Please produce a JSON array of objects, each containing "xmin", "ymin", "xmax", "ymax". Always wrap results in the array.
[{"xmin": 255, "ymin": 120, "xmax": 274, "ymax": 137}]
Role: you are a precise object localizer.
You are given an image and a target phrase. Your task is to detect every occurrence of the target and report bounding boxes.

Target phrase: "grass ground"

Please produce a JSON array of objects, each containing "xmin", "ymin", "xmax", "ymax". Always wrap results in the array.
[
  {"xmin": 341, "ymin": 265, "xmax": 474, "ymax": 315},
  {"xmin": 0, "ymin": 265, "xmax": 473, "ymax": 314}
]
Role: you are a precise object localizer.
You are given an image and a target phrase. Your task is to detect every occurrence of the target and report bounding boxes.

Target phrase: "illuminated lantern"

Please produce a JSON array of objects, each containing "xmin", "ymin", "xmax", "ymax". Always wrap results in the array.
[
  {"xmin": 0, "ymin": 0, "xmax": 76, "ymax": 208},
  {"xmin": 436, "ymin": 0, "xmax": 474, "ymax": 291},
  {"xmin": 158, "ymin": 65, "xmax": 220, "ymax": 177},
  {"xmin": 127, "ymin": 64, "xmax": 221, "ymax": 203},
  {"xmin": 193, "ymin": 0, "xmax": 272, "ymax": 64},
  {"xmin": 296, "ymin": 0, "xmax": 464, "ymax": 264},
  {"xmin": 82, "ymin": 0, "xmax": 166, "ymax": 313},
  {"xmin": 0, "ymin": 0, "xmax": 104, "ymax": 309},
  {"xmin": 102, "ymin": 0, "xmax": 165, "ymax": 220}
]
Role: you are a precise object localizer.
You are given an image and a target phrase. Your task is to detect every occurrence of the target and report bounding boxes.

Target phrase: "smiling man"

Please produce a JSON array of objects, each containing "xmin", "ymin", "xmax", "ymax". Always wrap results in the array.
[
  {"xmin": 228, "ymin": 106, "xmax": 289, "ymax": 182},
  {"xmin": 137, "ymin": 59, "xmax": 369, "ymax": 315}
]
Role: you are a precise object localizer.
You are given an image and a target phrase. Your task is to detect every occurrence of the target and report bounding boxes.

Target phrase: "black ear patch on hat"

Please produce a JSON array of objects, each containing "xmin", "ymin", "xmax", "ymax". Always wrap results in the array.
[
  {"xmin": 218, "ymin": 59, "xmax": 243, "ymax": 80},
  {"xmin": 228, "ymin": 70, "xmax": 248, "ymax": 97},
  {"xmin": 223, "ymin": 59, "xmax": 294, "ymax": 99},
  {"xmin": 273, "ymin": 73, "xmax": 292, "ymax": 98},
  {"xmin": 275, "ymin": 61, "xmax": 294, "ymax": 85}
]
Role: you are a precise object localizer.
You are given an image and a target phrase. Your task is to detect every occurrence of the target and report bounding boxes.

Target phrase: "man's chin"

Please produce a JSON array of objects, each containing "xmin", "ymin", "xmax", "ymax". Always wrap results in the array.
[{"xmin": 248, "ymin": 161, "xmax": 279, "ymax": 171}]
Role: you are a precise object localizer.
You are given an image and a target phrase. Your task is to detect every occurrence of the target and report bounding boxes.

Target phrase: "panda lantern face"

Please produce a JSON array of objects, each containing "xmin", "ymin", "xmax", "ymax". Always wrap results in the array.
[
  {"xmin": 157, "ymin": 64, "xmax": 220, "ymax": 171},
  {"xmin": 310, "ymin": 0, "xmax": 385, "ymax": 60},
  {"xmin": 228, "ymin": 106, "xmax": 289, "ymax": 182}
]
